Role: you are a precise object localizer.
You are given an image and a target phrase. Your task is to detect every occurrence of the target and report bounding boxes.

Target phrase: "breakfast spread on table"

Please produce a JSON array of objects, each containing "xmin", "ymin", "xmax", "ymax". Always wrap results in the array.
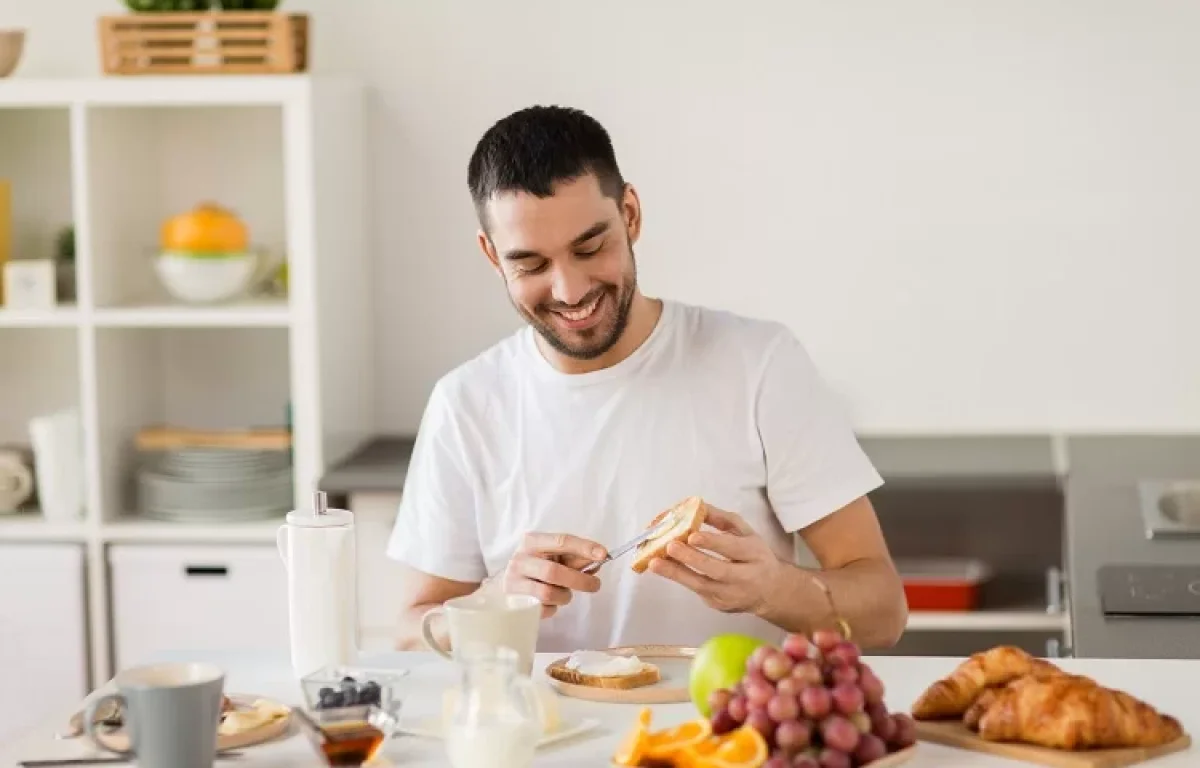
[
  {"xmin": 910, "ymin": 644, "xmax": 1191, "ymax": 766},
  {"xmin": 611, "ymin": 628, "xmax": 917, "ymax": 768}
]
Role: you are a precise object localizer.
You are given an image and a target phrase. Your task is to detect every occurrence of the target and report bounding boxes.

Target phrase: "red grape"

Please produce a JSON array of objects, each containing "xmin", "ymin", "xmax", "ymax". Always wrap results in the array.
[
  {"xmin": 826, "ymin": 641, "xmax": 861, "ymax": 667},
  {"xmin": 811, "ymin": 628, "xmax": 843, "ymax": 652},
  {"xmin": 782, "ymin": 633, "xmax": 811, "ymax": 661},
  {"xmin": 829, "ymin": 665, "xmax": 859, "ymax": 685},
  {"xmin": 775, "ymin": 719, "xmax": 813, "ymax": 753},
  {"xmin": 709, "ymin": 688, "xmax": 732, "ymax": 714},
  {"xmin": 817, "ymin": 749, "xmax": 851, "ymax": 768},
  {"xmin": 745, "ymin": 710, "xmax": 776, "ymax": 743},
  {"xmin": 792, "ymin": 755, "xmax": 820, "ymax": 768},
  {"xmin": 744, "ymin": 669, "xmax": 771, "ymax": 689},
  {"xmin": 791, "ymin": 660, "xmax": 823, "ymax": 687},
  {"xmin": 799, "ymin": 686, "xmax": 832, "ymax": 719},
  {"xmin": 767, "ymin": 692, "xmax": 800, "ymax": 722},
  {"xmin": 763, "ymin": 650, "xmax": 796, "ymax": 682},
  {"xmin": 849, "ymin": 711, "xmax": 871, "ymax": 733},
  {"xmin": 746, "ymin": 678, "xmax": 775, "ymax": 707},
  {"xmin": 776, "ymin": 676, "xmax": 803, "ymax": 698},
  {"xmin": 747, "ymin": 645, "xmax": 774, "ymax": 674},
  {"xmin": 859, "ymin": 668, "xmax": 885, "ymax": 705},
  {"xmin": 820, "ymin": 715, "xmax": 861, "ymax": 753},
  {"xmin": 831, "ymin": 682, "xmax": 865, "ymax": 715},
  {"xmin": 854, "ymin": 733, "xmax": 888, "ymax": 764},
  {"xmin": 867, "ymin": 704, "xmax": 895, "ymax": 741},
  {"xmin": 727, "ymin": 694, "xmax": 748, "ymax": 723},
  {"xmin": 764, "ymin": 757, "xmax": 791, "ymax": 768},
  {"xmin": 890, "ymin": 713, "xmax": 917, "ymax": 749},
  {"xmin": 711, "ymin": 708, "xmax": 738, "ymax": 735}
]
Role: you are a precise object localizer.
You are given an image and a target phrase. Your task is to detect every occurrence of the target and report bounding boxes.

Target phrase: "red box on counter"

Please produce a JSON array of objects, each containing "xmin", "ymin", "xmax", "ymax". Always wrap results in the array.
[{"xmin": 896, "ymin": 558, "xmax": 992, "ymax": 612}]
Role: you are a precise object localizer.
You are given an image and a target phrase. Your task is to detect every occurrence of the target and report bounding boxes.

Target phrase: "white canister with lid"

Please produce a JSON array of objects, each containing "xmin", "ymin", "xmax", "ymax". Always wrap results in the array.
[{"xmin": 276, "ymin": 490, "xmax": 359, "ymax": 678}]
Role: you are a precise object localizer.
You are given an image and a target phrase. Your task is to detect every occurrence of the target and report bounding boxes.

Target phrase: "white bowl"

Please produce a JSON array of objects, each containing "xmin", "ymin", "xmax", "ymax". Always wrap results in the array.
[{"xmin": 155, "ymin": 252, "xmax": 257, "ymax": 304}]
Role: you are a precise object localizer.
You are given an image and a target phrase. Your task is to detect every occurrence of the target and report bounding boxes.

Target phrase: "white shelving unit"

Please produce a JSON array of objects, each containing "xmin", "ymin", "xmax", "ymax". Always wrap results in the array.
[{"xmin": 0, "ymin": 75, "xmax": 374, "ymax": 689}]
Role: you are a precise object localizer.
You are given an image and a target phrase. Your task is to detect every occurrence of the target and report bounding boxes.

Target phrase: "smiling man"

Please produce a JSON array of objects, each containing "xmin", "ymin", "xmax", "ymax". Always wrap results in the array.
[{"xmin": 388, "ymin": 105, "xmax": 908, "ymax": 652}]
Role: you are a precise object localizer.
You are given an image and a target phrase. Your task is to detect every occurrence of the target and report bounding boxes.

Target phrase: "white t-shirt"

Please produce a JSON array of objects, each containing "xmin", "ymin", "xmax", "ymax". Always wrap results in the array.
[{"xmin": 387, "ymin": 300, "xmax": 883, "ymax": 652}]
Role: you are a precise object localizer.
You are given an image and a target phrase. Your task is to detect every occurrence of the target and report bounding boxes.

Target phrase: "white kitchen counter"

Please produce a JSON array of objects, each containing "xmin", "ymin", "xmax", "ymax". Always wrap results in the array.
[{"xmin": 3, "ymin": 651, "xmax": 1197, "ymax": 767}]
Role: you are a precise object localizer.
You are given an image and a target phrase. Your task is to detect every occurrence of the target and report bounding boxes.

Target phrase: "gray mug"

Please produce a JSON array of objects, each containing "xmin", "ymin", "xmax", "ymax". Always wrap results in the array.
[{"xmin": 83, "ymin": 662, "xmax": 225, "ymax": 768}]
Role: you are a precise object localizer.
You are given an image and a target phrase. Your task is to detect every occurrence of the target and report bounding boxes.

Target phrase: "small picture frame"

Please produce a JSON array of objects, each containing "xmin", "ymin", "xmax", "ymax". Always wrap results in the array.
[{"xmin": 3, "ymin": 259, "xmax": 57, "ymax": 309}]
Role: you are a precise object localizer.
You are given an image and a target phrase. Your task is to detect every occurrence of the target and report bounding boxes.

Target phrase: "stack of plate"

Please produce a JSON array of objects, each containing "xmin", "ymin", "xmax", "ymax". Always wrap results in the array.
[{"xmin": 136, "ymin": 448, "xmax": 293, "ymax": 522}]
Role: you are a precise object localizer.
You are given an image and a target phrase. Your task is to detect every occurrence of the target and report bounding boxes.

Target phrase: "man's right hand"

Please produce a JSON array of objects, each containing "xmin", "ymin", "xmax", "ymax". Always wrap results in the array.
[{"xmin": 503, "ymin": 532, "xmax": 607, "ymax": 618}]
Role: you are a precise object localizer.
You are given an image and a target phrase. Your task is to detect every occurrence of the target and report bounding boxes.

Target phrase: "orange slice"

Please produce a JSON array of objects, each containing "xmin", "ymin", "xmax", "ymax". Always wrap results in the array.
[
  {"xmin": 675, "ymin": 735, "xmax": 722, "ymax": 768},
  {"xmin": 644, "ymin": 718, "xmax": 713, "ymax": 761},
  {"xmin": 707, "ymin": 724, "xmax": 769, "ymax": 768},
  {"xmin": 612, "ymin": 707, "xmax": 653, "ymax": 766}
]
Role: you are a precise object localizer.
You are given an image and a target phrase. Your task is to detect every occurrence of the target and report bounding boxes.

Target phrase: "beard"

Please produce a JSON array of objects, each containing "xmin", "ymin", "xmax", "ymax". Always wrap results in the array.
[{"xmin": 515, "ymin": 253, "xmax": 637, "ymax": 362}]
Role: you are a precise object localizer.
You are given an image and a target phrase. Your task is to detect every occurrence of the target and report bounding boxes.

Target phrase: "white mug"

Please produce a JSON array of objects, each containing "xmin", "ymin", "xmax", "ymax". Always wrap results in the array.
[{"xmin": 421, "ymin": 592, "xmax": 541, "ymax": 676}]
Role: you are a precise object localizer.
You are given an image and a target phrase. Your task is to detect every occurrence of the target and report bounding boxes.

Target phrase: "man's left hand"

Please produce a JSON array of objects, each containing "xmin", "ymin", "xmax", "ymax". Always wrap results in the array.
[{"xmin": 647, "ymin": 505, "xmax": 783, "ymax": 615}]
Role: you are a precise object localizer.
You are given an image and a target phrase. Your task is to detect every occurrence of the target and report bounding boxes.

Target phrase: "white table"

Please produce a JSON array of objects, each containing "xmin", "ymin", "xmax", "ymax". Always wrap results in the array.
[{"xmin": 3, "ymin": 652, "xmax": 1198, "ymax": 767}]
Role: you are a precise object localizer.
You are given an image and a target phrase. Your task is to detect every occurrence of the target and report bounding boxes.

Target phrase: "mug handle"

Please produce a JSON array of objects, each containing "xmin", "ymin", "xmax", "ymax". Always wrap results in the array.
[
  {"xmin": 83, "ymin": 693, "xmax": 132, "ymax": 756},
  {"xmin": 420, "ymin": 606, "xmax": 453, "ymax": 660}
]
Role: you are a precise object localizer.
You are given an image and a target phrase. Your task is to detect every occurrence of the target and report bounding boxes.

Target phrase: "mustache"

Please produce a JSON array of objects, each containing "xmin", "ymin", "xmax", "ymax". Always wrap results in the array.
[{"xmin": 540, "ymin": 286, "xmax": 609, "ymax": 313}]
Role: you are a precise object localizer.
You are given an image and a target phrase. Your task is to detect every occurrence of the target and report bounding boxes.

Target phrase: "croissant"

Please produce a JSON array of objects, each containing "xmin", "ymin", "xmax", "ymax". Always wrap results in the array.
[
  {"xmin": 912, "ymin": 645, "xmax": 1065, "ymax": 720},
  {"xmin": 976, "ymin": 675, "xmax": 1184, "ymax": 750},
  {"xmin": 964, "ymin": 670, "xmax": 1085, "ymax": 732}
]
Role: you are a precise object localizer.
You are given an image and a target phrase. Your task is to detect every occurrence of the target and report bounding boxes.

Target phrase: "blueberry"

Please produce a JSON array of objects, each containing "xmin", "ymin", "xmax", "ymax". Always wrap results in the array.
[
  {"xmin": 318, "ymin": 686, "xmax": 334, "ymax": 699},
  {"xmin": 317, "ymin": 689, "xmax": 343, "ymax": 710},
  {"xmin": 341, "ymin": 676, "xmax": 357, "ymax": 685},
  {"xmin": 360, "ymin": 681, "xmax": 381, "ymax": 705}
]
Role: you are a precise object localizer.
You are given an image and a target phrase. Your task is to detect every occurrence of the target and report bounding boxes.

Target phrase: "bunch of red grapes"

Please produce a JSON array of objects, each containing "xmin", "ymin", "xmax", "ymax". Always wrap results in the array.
[{"xmin": 706, "ymin": 629, "xmax": 917, "ymax": 768}]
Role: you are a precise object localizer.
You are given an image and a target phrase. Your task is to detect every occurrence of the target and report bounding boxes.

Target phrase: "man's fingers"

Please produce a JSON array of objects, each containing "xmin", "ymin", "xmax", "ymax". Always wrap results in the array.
[
  {"xmin": 648, "ymin": 555, "xmax": 718, "ymax": 594},
  {"xmin": 523, "ymin": 531, "xmax": 608, "ymax": 562},
  {"xmin": 703, "ymin": 506, "xmax": 754, "ymax": 535},
  {"xmin": 687, "ymin": 530, "xmax": 756, "ymax": 563},
  {"xmin": 666, "ymin": 541, "xmax": 734, "ymax": 580},
  {"xmin": 513, "ymin": 554, "xmax": 602, "ymax": 593},
  {"xmin": 507, "ymin": 573, "xmax": 573, "ymax": 607}
]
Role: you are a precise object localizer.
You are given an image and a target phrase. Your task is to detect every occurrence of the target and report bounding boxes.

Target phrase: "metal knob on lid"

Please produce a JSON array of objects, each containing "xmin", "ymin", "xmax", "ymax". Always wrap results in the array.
[{"xmin": 313, "ymin": 489, "xmax": 327, "ymax": 517}]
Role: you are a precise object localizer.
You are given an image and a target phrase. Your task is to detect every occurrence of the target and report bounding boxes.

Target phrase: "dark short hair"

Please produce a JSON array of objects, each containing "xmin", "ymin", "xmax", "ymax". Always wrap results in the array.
[{"xmin": 467, "ymin": 105, "xmax": 626, "ymax": 225}]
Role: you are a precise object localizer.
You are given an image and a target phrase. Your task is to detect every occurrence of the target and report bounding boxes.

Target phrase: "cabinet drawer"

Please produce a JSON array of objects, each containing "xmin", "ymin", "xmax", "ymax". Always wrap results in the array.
[
  {"xmin": 109, "ymin": 544, "xmax": 289, "ymax": 671},
  {"xmin": 0, "ymin": 544, "xmax": 89, "ymax": 745}
]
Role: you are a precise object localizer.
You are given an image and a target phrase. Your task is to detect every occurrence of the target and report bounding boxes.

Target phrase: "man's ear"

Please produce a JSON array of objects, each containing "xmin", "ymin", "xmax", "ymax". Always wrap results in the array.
[
  {"xmin": 621, "ymin": 183, "xmax": 643, "ymax": 245},
  {"xmin": 478, "ymin": 229, "xmax": 502, "ymax": 275}
]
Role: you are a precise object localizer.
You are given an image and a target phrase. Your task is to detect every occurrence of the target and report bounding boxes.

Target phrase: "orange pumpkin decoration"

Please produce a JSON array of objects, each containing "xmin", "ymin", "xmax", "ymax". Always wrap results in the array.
[{"xmin": 161, "ymin": 203, "xmax": 249, "ymax": 254}]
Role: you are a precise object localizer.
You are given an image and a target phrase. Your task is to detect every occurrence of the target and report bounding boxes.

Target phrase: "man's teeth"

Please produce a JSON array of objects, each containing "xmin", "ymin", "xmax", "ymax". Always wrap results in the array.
[{"xmin": 558, "ymin": 295, "xmax": 601, "ymax": 322}]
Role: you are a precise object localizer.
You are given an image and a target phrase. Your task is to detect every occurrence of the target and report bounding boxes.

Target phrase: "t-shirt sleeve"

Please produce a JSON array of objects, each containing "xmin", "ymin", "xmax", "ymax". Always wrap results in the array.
[
  {"xmin": 756, "ymin": 329, "xmax": 883, "ymax": 534},
  {"xmin": 385, "ymin": 379, "xmax": 488, "ymax": 584}
]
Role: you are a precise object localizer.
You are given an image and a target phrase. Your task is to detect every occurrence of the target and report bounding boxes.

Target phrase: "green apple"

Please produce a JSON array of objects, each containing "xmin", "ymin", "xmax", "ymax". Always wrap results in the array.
[{"xmin": 689, "ymin": 633, "xmax": 769, "ymax": 717}]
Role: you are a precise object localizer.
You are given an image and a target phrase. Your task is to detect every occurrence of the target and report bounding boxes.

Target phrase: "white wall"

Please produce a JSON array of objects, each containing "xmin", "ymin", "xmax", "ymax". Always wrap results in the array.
[{"xmin": 4, "ymin": 0, "xmax": 1199, "ymax": 435}]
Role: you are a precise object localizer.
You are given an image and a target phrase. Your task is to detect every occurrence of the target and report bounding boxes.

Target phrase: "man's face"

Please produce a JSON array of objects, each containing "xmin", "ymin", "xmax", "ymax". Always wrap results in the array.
[{"xmin": 480, "ymin": 174, "xmax": 641, "ymax": 361}]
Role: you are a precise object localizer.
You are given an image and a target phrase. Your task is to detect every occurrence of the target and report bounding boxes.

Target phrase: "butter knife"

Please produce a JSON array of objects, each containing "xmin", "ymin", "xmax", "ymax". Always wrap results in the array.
[{"xmin": 581, "ymin": 511, "xmax": 679, "ymax": 575}]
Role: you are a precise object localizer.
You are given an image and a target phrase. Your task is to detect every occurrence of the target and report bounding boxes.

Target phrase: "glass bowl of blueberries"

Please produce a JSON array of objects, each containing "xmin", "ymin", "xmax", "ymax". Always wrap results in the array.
[{"xmin": 299, "ymin": 666, "xmax": 409, "ymax": 733}]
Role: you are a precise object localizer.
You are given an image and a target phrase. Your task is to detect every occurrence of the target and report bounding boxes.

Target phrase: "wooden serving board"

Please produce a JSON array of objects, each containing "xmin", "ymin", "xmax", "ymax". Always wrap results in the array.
[
  {"xmin": 78, "ymin": 694, "xmax": 292, "ymax": 753},
  {"xmin": 915, "ymin": 719, "xmax": 1192, "ymax": 767},
  {"xmin": 546, "ymin": 644, "xmax": 696, "ymax": 704}
]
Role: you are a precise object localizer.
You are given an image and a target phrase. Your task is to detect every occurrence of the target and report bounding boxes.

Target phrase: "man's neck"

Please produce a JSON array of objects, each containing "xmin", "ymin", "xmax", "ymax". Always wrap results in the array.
[{"xmin": 539, "ymin": 293, "xmax": 663, "ymax": 375}]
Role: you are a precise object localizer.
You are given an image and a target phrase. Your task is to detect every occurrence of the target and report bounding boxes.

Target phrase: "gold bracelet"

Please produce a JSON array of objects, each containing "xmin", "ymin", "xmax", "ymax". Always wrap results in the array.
[{"xmin": 808, "ymin": 571, "xmax": 852, "ymax": 641}]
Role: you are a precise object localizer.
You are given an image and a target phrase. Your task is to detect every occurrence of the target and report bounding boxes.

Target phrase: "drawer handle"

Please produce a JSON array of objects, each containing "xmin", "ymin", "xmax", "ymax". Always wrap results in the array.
[{"xmin": 184, "ymin": 565, "xmax": 229, "ymax": 577}]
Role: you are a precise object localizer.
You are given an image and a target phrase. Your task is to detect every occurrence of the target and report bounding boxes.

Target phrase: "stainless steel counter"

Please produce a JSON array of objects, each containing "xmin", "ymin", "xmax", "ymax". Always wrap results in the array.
[{"xmin": 1065, "ymin": 436, "xmax": 1200, "ymax": 659}]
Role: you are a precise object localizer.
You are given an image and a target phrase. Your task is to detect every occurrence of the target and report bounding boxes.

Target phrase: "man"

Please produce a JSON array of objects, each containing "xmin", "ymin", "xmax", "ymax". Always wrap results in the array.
[{"xmin": 388, "ymin": 105, "xmax": 907, "ymax": 653}]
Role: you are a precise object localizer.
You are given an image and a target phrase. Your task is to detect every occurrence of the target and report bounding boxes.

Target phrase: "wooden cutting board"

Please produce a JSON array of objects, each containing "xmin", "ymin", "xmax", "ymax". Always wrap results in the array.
[{"xmin": 915, "ymin": 719, "xmax": 1192, "ymax": 767}]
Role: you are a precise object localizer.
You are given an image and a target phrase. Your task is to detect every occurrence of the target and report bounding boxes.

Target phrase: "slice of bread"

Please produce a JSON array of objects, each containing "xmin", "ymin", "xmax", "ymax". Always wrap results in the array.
[
  {"xmin": 631, "ymin": 495, "xmax": 709, "ymax": 574},
  {"xmin": 547, "ymin": 656, "xmax": 661, "ymax": 690}
]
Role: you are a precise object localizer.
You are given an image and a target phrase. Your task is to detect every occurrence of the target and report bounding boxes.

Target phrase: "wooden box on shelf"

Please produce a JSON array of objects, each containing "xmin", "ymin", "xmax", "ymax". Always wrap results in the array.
[{"xmin": 97, "ymin": 11, "xmax": 309, "ymax": 75}]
